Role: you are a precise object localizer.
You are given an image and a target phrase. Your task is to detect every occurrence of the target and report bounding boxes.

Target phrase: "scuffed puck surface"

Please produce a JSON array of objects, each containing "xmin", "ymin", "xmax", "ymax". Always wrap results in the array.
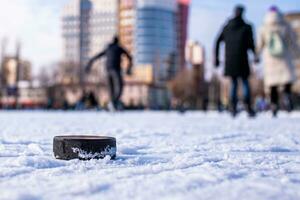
[{"xmin": 53, "ymin": 136, "xmax": 116, "ymax": 160}]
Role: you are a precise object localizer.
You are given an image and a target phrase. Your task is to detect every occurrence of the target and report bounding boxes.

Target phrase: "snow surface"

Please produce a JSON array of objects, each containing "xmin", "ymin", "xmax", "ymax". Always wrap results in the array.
[{"xmin": 0, "ymin": 111, "xmax": 300, "ymax": 200}]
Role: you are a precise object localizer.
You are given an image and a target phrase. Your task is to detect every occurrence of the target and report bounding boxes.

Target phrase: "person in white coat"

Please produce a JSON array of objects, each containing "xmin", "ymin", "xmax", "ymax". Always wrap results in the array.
[{"xmin": 257, "ymin": 6, "xmax": 299, "ymax": 116}]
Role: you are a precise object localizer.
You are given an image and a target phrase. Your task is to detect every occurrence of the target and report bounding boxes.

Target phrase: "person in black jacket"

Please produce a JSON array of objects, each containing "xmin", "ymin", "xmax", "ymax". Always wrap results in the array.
[
  {"xmin": 86, "ymin": 36, "xmax": 132, "ymax": 111},
  {"xmin": 215, "ymin": 5, "xmax": 258, "ymax": 117}
]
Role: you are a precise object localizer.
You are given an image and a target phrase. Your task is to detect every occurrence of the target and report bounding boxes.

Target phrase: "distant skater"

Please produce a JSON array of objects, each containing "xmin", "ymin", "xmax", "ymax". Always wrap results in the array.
[
  {"xmin": 215, "ymin": 5, "xmax": 258, "ymax": 117},
  {"xmin": 85, "ymin": 36, "xmax": 133, "ymax": 111},
  {"xmin": 257, "ymin": 6, "xmax": 299, "ymax": 117}
]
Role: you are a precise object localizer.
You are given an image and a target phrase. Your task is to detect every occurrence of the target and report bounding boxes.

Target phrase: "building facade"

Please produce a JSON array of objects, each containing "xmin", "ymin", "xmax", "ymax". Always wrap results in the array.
[
  {"xmin": 1, "ymin": 57, "xmax": 32, "ymax": 88},
  {"xmin": 119, "ymin": 0, "xmax": 190, "ymax": 78},
  {"xmin": 0, "ymin": 56, "xmax": 41, "ymax": 109},
  {"xmin": 119, "ymin": 0, "xmax": 136, "ymax": 55},
  {"xmin": 62, "ymin": 0, "xmax": 118, "ymax": 84},
  {"xmin": 135, "ymin": 0, "xmax": 178, "ymax": 83},
  {"xmin": 178, "ymin": 0, "xmax": 191, "ymax": 69},
  {"xmin": 118, "ymin": 0, "xmax": 136, "ymax": 77},
  {"xmin": 62, "ymin": 0, "xmax": 81, "ymax": 65},
  {"xmin": 62, "ymin": 0, "xmax": 190, "ymax": 108}
]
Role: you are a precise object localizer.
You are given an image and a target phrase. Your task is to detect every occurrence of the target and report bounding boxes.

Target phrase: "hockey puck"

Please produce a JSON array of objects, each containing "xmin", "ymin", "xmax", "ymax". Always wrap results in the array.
[{"xmin": 53, "ymin": 135, "xmax": 117, "ymax": 160}]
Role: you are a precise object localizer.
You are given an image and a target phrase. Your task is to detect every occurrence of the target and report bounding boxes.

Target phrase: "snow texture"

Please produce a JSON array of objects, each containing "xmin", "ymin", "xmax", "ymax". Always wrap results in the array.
[{"xmin": 0, "ymin": 111, "xmax": 300, "ymax": 200}]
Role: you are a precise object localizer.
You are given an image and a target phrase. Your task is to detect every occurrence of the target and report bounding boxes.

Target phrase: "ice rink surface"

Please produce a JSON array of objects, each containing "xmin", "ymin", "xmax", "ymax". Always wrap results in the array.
[{"xmin": 0, "ymin": 111, "xmax": 300, "ymax": 200}]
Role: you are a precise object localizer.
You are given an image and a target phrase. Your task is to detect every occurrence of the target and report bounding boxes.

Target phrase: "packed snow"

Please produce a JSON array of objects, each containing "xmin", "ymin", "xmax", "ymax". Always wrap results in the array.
[{"xmin": 0, "ymin": 111, "xmax": 300, "ymax": 200}]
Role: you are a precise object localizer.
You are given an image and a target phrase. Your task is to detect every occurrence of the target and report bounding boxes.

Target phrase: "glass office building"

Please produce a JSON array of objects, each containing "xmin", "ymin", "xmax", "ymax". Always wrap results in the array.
[
  {"xmin": 63, "ymin": 0, "xmax": 188, "ymax": 84},
  {"xmin": 135, "ymin": 0, "xmax": 178, "ymax": 82}
]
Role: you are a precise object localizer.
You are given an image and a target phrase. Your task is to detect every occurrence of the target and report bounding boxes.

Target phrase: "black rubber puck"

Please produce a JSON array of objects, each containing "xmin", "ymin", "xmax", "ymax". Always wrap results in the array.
[{"xmin": 53, "ymin": 135, "xmax": 117, "ymax": 160}]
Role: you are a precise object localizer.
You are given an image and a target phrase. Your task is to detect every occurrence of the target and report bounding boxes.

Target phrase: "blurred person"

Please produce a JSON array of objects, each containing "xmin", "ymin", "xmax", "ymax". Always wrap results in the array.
[
  {"xmin": 85, "ymin": 36, "xmax": 133, "ymax": 111},
  {"xmin": 215, "ymin": 5, "xmax": 258, "ymax": 117},
  {"xmin": 256, "ymin": 6, "xmax": 299, "ymax": 117},
  {"xmin": 76, "ymin": 92, "xmax": 99, "ymax": 110},
  {"xmin": 86, "ymin": 92, "xmax": 99, "ymax": 109}
]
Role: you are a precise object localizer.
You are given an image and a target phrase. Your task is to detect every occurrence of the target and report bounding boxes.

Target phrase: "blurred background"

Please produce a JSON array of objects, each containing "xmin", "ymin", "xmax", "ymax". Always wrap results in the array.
[{"xmin": 0, "ymin": 0, "xmax": 299, "ymax": 111}]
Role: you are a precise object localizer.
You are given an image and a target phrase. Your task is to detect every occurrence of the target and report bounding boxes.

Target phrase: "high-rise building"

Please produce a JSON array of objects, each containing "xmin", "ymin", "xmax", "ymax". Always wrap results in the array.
[
  {"xmin": 62, "ymin": 0, "xmax": 82, "ymax": 65},
  {"xmin": 134, "ymin": 0, "xmax": 178, "ymax": 83},
  {"xmin": 118, "ymin": 0, "xmax": 136, "ymax": 75},
  {"xmin": 178, "ymin": 0, "xmax": 191, "ymax": 70},
  {"xmin": 119, "ymin": 0, "xmax": 136, "ymax": 54},
  {"xmin": 89, "ymin": 0, "xmax": 118, "ymax": 57},
  {"xmin": 119, "ymin": 0, "xmax": 190, "ymax": 79},
  {"xmin": 62, "ymin": 0, "xmax": 118, "ymax": 84},
  {"xmin": 62, "ymin": 0, "xmax": 190, "ymax": 108},
  {"xmin": 63, "ymin": 0, "xmax": 189, "ymax": 83}
]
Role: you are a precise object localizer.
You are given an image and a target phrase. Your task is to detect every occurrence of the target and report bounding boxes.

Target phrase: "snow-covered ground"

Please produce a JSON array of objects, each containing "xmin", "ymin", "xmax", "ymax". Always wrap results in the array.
[{"xmin": 0, "ymin": 111, "xmax": 300, "ymax": 200}]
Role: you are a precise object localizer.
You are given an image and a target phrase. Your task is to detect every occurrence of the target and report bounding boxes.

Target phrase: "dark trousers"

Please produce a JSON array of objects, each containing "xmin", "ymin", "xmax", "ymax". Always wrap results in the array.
[
  {"xmin": 270, "ymin": 83, "xmax": 293, "ymax": 110},
  {"xmin": 231, "ymin": 77, "xmax": 251, "ymax": 110},
  {"xmin": 107, "ymin": 70, "xmax": 123, "ymax": 108}
]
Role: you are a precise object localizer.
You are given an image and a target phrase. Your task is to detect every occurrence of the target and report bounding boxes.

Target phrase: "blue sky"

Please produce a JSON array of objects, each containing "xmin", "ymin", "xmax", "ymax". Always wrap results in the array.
[{"xmin": 0, "ymin": 0, "xmax": 299, "ymax": 74}]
